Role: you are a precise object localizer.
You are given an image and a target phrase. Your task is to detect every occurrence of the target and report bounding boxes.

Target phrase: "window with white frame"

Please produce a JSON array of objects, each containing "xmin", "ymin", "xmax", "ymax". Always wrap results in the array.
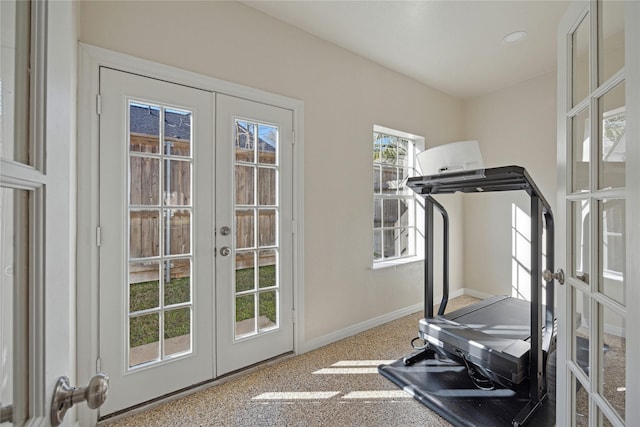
[{"xmin": 373, "ymin": 126, "xmax": 424, "ymax": 265}]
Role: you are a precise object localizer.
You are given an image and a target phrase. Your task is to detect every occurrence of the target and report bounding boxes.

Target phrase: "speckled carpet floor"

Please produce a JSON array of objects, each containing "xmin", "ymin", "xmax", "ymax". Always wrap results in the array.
[{"xmin": 101, "ymin": 296, "xmax": 479, "ymax": 427}]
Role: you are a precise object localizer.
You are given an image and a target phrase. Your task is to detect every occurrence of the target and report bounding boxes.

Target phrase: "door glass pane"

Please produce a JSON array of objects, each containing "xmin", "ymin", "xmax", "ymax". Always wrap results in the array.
[
  {"xmin": 129, "ymin": 313, "xmax": 159, "ymax": 367},
  {"xmin": 235, "ymin": 120, "xmax": 255, "ymax": 163},
  {"xmin": 598, "ymin": 82, "xmax": 625, "ymax": 189},
  {"xmin": 128, "ymin": 101, "xmax": 195, "ymax": 369},
  {"xmin": 164, "ymin": 308, "xmax": 191, "ymax": 357},
  {"xmin": 258, "ymin": 291, "xmax": 277, "ymax": 331},
  {"xmin": 258, "ymin": 249, "xmax": 276, "ymax": 289},
  {"xmin": 572, "ymin": 13, "xmax": 590, "ymax": 106},
  {"xmin": 258, "ymin": 209, "xmax": 276, "ymax": 247},
  {"xmin": 235, "ymin": 295, "xmax": 255, "ymax": 337},
  {"xmin": 258, "ymin": 123, "xmax": 277, "ymax": 165},
  {"xmin": 572, "ymin": 201, "xmax": 590, "ymax": 284},
  {"xmin": 600, "ymin": 304, "xmax": 625, "ymax": 421},
  {"xmin": 0, "ymin": 0, "xmax": 31, "ymax": 165},
  {"xmin": 236, "ymin": 252, "xmax": 255, "ymax": 293},
  {"xmin": 236, "ymin": 209, "xmax": 254, "ymax": 249},
  {"xmin": 129, "ymin": 261, "xmax": 160, "ymax": 312},
  {"xmin": 129, "ymin": 103, "xmax": 160, "ymax": 153},
  {"xmin": 598, "ymin": 0, "xmax": 625, "ymax": 85},
  {"xmin": 164, "ymin": 108, "xmax": 191, "ymax": 157},
  {"xmin": 572, "ymin": 286, "xmax": 591, "ymax": 377},
  {"xmin": 598, "ymin": 199, "xmax": 624, "ymax": 304},
  {"xmin": 165, "ymin": 209, "xmax": 191, "ymax": 256},
  {"xmin": 164, "ymin": 259, "xmax": 191, "ymax": 306},
  {"xmin": 233, "ymin": 118, "xmax": 280, "ymax": 340},
  {"xmin": 572, "ymin": 108, "xmax": 591, "ymax": 193},
  {"xmin": 130, "ymin": 157, "xmax": 160, "ymax": 205},
  {"xmin": 164, "ymin": 159, "xmax": 191, "ymax": 206},
  {"xmin": 573, "ymin": 371, "xmax": 590, "ymax": 426},
  {"xmin": 258, "ymin": 167, "xmax": 276, "ymax": 206},
  {"xmin": 0, "ymin": 187, "xmax": 28, "ymax": 425}
]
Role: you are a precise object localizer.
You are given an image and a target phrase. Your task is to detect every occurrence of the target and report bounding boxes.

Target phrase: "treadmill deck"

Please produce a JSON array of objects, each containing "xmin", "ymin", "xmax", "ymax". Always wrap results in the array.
[{"xmin": 419, "ymin": 296, "xmax": 533, "ymax": 386}]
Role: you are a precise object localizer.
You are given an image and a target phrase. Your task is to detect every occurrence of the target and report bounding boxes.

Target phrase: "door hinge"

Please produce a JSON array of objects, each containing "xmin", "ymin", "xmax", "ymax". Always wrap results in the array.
[
  {"xmin": 292, "ymin": 130, "xmax": 296, "ymax": 145},
  {"xmin": 292, "ymin": 309, "xmax": 296, "ymax": 324},
  {"xmin": 96, "ymin": 226, "xmax": 101, "ymax": 247},
  {"xmin": 96, "ymin": 94, "xmax": 102, "ymax": 115},
  {"xmin": 96, "ymin": 357, "xmax": 101, "ymax": 372}
]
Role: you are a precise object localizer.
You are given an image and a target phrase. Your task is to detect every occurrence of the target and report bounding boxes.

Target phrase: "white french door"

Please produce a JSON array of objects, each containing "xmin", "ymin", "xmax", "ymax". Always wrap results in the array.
[
  {"xmin": 557, "ymin": 1, "xmax": 639, "ymax": 425},
  {"xmin": 99, "ymin": 68, "xmax": 215, "ymax": 415},
  {"xmin": 215, "ymin": 94, "xmax": 294, "ymax": 376},
  {"xmin": 97, "ymin": 69, "xmax": 295, "ymax": 416}
]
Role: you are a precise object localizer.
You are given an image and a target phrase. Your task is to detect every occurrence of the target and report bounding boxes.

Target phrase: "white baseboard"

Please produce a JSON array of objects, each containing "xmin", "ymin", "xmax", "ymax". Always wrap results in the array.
[
  {"xmin": 300, "ymin": 288, "xmax": 469, "ymax": 354},
  {"xmin": 460, "ymin": 287, "xmax": 493, "ymax": 300}
]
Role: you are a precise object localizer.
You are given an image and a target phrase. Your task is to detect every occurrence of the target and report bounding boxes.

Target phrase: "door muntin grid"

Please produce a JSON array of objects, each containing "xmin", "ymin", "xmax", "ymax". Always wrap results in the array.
[
  {"xmin": 127, "ymin": 101, "xmax": 194, "ymax": 369},
  {"xmin": 233, "ymin": 119, "xmax": 280, "ymax": 340}
]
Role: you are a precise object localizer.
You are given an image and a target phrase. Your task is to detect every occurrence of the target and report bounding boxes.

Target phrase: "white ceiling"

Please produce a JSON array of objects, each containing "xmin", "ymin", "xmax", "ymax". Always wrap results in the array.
[{"xmin": 243, "ymin": 0, "xmax": 571, "ymax": 99}]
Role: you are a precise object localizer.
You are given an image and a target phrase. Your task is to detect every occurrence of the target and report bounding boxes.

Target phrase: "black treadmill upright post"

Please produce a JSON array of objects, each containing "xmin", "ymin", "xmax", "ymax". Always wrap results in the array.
[{"xmin": 424, "ymin": 196, "xmax": 434, "ymax": 318}]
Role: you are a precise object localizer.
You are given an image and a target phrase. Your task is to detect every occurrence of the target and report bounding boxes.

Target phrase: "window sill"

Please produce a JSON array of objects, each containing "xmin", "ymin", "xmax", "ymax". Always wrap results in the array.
[{"xmin": 372, "ymin": 256, "xmax": 423, "ymax": 270}]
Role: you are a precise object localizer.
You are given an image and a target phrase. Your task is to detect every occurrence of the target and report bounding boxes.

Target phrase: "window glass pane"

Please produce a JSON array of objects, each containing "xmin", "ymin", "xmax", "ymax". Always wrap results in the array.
[
  {"xmin": 373, "ymin": 230, "xmax": 382, "ymax": 261},
  {"xmin": 383, "ymin": 199, "xmax": 399, "ymax": 228},
  {"xmin": 0, "ymin": 0, "xmax": 31, "ymax": 165},
  {"xmin": 382, "ymin": 229, "xmax": 397, "ymax": 259},
  {"xmin": 598, "ymin": 82, "xmax": 625, "ymax": 189},
  {"xmin": 399, "ymin": 199, "xmax": 411, "ymax": 228},
  {"xmin": 600, "ymin": 304, "xmax": 625, "ymax": 421},
  {"xmin": 164, "ymin": 108, "xmax": 191, "ymax": 157},
  {"xmin": 572, "ymin": 286, "xmax": 591, "ymax": 378},
  {"xmin": 381, "ymin": 166, "xmax": 398, "ymax": 194},
  {"xmin": 129, "ymin": 103, "xmax": 160, "ymax": 154},
  {"xmin": 598, "ymin": 199, "xmax": 624, "ymax": 305},
  {"xmin": 572, "ymin": 108, "xmax": 591, "ymax": 193},
  {"xmin": 572, "ymin": 201, "xmax": 590, "ymax": 284},
  {"xmin": 572, "ymin": 13, "xmax": 590, "ymax": 106},
  {"xmin": 373, "ymin": 165, "xmax": 381, "ymax": 194},
  {"xmin": 598, "ymin": 0, "xmax": 625, "ymax": 85}
]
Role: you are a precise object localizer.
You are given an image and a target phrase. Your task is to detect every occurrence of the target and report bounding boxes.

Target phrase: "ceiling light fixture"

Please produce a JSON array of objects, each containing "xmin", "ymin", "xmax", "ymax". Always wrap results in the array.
[{"xmin": 502, "ymin": 30, "xmax": 527, "ymax": 45}]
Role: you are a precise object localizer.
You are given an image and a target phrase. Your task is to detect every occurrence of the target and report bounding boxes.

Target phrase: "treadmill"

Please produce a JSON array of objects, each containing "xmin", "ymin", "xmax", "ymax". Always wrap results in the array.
[{"xmin": 381, "ymin": 165, "xmax": 556, "ymax": 426}]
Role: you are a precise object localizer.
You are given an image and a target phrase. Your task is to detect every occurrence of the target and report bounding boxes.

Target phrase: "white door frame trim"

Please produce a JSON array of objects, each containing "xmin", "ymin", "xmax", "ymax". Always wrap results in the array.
[{"xmin": 76, "ymin": 43, "xmax": 305, "ymax": 424}]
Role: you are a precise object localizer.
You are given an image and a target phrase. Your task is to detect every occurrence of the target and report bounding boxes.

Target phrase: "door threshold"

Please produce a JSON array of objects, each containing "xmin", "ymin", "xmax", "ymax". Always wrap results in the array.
[{"xmin": 97, "ymin": 352, "xmax": 295, "ymax": 425}]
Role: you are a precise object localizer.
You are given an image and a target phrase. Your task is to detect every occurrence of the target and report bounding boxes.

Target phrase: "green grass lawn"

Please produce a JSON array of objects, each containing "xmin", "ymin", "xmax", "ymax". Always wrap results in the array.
[{"xmin": 129, "ymin": 265, "xmax": 276, "ymax": 348}]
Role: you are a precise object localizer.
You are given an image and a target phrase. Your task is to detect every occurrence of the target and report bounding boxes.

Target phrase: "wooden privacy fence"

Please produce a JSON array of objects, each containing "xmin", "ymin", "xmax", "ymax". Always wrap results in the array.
[{"xmin": 129, "ymin": 134, "xmax": 276, "ymax": 284}]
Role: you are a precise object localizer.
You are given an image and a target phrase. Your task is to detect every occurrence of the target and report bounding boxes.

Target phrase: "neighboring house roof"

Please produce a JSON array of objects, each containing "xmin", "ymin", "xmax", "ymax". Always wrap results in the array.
[{"xmin": 129, "ymin": 103, "xmax": 276, "ymax": 152}]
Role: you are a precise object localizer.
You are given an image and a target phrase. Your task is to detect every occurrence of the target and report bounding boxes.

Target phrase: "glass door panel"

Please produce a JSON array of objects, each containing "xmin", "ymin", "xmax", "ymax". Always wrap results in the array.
[
  {"xmin": 572, "ymin": 12, "xmax": 591, "ymax": 107},
  {"xmin": 572, "ymin": 108, "xmax": 591, "ymax": 193},
  {"xmin": 571, "ymin": 200, "xmax": 590, "ymax": 284},
  {"xmin": 598, "ymin": 199, "xmax": 624, "ymax": 304},
  {"xmin": 233, "ymin": 118, "xmax": 279, "ymax": 339},
  {"xmin": 599, "ymin": 304, "xmax": 625, "ymax": 420},
  {"xmin": 128, "ymin": 101, "xmax": 194, "ymax": 368},
  {"xmin": 598, "ymin": 82, "xmax": 625, "ymax": 189},
  {"xmin": 598, "ymin": 0, "xmax": 625, "ymax": 85}
]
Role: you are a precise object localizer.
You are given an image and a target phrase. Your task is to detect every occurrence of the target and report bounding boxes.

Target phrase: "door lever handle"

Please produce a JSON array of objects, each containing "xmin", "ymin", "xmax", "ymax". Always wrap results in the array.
[
  {"xmin": 51, "ymin": 372, "xmax": 109, "ymax": 426},
  {"xmin": 543, "ymin": 268, "xmax": 565, "ymax": 285}
]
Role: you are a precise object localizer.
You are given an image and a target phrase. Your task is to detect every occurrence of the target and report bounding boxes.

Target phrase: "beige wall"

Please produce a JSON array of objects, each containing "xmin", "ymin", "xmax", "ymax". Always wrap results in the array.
[
  {"xmin": 462, "ymin": 73, "xmax": 557, "ymax": 296},
  {"xmin": 78, "ymin": 1, "xmax": 465, "ymax": 346}
]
